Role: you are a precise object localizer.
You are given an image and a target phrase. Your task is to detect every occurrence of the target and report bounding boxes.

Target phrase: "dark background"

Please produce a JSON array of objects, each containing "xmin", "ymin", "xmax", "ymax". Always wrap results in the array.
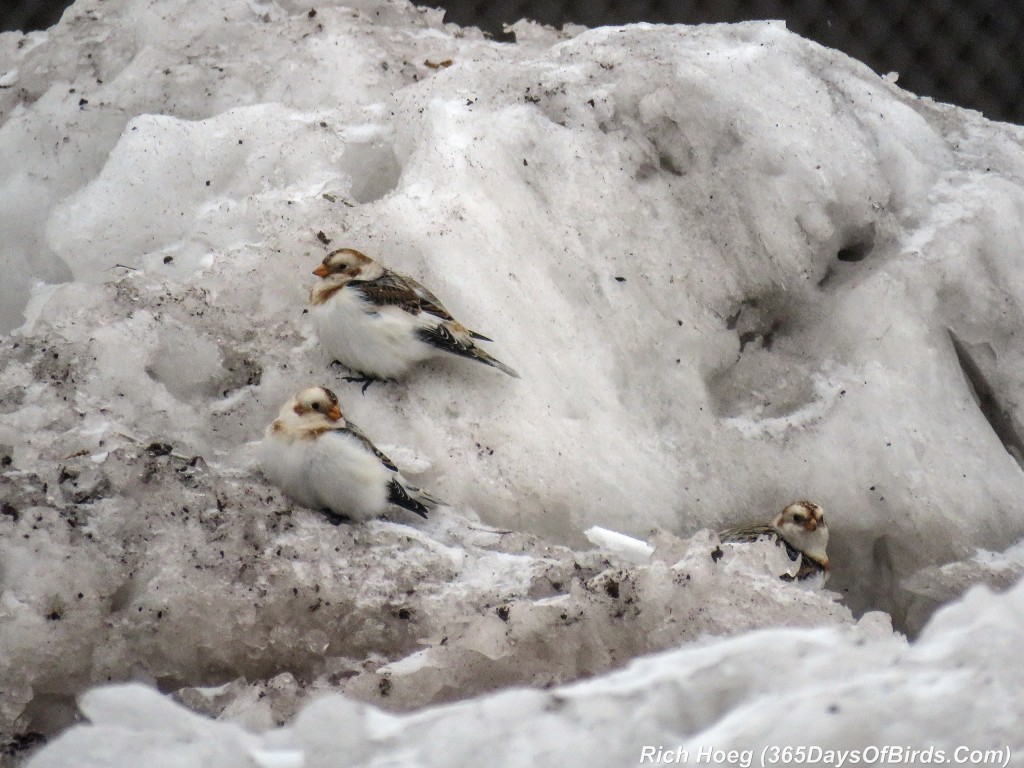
[{"xmin": 3, "ymin": 0, "xmax": 1022, "ymax": 125}]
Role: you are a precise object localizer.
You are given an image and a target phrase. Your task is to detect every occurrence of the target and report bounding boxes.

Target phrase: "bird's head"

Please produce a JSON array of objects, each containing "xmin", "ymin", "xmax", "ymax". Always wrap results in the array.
[
  {"xmin": 313, "ymin": 248, "xmax": 378, "ymax": 280},
  {"xmin": 290, "ymin": 385, "xmax": 343, "ymax": 422},
  {"xmin": 772, "ymin": 500, "xmax": 830, "ymax": 570}
]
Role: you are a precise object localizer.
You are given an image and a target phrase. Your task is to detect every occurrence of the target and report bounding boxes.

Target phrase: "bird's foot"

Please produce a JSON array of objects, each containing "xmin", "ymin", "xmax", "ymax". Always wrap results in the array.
[
  {"xmin": 320, "ymin": 508, "xmax": 352, "ymax": 526},
  {"xmin": 341, "ymin": 373, "xmax": 388, "ymax": 394}
]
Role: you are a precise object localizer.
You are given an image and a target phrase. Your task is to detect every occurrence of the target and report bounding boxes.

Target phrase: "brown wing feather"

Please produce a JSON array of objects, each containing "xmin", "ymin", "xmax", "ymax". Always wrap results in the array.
[
  {"xmin": 332, "ymin": 422, "xmax": 398, "ymax": 472},
  {"xmin": 351, "ymin": 271, "xmax": 455, "ymax": 322},
  {"xmin": 718, "ymin": 522, "xmax": 777, "ymax": 543}
]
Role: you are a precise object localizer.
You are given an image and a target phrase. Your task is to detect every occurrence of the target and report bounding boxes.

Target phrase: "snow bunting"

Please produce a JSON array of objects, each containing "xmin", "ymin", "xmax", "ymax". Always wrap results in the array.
[
  {"xmin": 259, "ymin": 386, "xmax": 443, "ymax": 522},
  {"xmin": 718, "ymin": 501, "xmax": 830, "ymax": 580},
  {"xmin": 309, "ymin": 248, "xmax": 518, "ymax": 386}
]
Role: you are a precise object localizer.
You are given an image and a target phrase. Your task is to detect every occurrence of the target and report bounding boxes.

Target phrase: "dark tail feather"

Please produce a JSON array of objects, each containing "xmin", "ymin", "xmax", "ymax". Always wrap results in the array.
[
  {"xmin": 417, "ymin": 325, "xmax": 518, "ymax": 378},
  {"xmin": 474, "ymin": 349, "xmax": 519, "ymax": 378},
  {"xmin": 387, "ymin": 478, "xmax": 443, "ymax": 519},
  {"xmin": 416, "ymin": 488, "xmax": 447, "ymax": 507},
  {"xmin": 469, "ymin": 329, "xmax": 493, "ymax": 342}
]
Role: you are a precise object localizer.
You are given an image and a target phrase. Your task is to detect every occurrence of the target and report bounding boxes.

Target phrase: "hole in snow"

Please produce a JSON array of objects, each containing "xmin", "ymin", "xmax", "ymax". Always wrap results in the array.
[
  {"xmin": 705, "ymin": 349, "xmax": 818, "ymax": 420},
  {"xmin": 704, "ymin": 296, "xmax": 826, "ymax": 420},
  {"xmin": 817, "ymin": 222, "xmax": 878, "ymax": 289},
  {"xmin": 339, "ymin": 140, "xmax": 402, "ymax": 204},
  {"xmin": 836, "ymin": 244, "xmax": 868, "ymax": 262},
  {"xmin": 722, "ymin": 296, "xmax": 784, "ymax": 354},
  {"xmin": 835, "ymin": 223, "xmax": 876, "ymax": 262},
  {"xmin": 145, "ymin": 333, "xmax": 262, "ymax": 401}
]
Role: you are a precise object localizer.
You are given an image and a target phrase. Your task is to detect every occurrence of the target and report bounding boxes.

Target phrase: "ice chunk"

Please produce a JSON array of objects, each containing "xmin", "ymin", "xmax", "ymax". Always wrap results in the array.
[{"xmin": 584, "ymin": 526, "xmax": 654, "ymax": 565}]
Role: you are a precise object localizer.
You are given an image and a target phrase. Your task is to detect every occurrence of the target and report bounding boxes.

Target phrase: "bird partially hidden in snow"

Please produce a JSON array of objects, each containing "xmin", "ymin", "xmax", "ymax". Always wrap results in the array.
[
  {"xmin": 309, "ymin": 248, "xmax": 519, "ymax": 390},
  {"xmin": 716, "ymin": 500, "xmax": 830, "ymax": 581},
  {"xmin": 258, "ymin": 386, "xmax": 444, "ymax": 524}
]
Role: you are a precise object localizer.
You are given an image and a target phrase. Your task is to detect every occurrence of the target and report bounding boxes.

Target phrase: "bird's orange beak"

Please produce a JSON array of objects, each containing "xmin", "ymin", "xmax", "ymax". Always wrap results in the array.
[
  {"xmin": 805, "ymin": 519, "xmax": 817, "ymax": 531},
  {"xmin": 821, "ymin": 559, "xmax": 831, "ymax": 571},
  {"xmin": 313, "ymin": 264, "xmax": 329, "ymax": 277},
  {"xmin": 327, "ymin": 404, "xmax": 342, "ymax": 421}
]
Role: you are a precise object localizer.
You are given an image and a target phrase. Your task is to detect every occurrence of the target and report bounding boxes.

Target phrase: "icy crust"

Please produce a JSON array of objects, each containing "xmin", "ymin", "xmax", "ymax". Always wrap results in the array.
[
  {"xmin": 0, "ymin": 403, "xmax": 851, "ymax": 747},
  {"xmin": 4, "ymin": 0, "xmax": 1024, "ymax": 761},
  {"xmin": 26, "ymin": 580, "xmax": 1024, "ymax": 768},
  {"xmin": 2, "ymin": 0, "xmax": 1024, "ymax": 631}
]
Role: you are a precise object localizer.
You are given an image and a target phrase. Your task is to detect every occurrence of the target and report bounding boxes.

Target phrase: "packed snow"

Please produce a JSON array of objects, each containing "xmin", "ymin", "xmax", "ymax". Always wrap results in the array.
[
  {"xmin": 26, "ymin": 580, "xmax": 1024, "ymax": 768},
  {"xmin": 2, "ymin": 0, "xmax": 1024, "ymax": 764}
]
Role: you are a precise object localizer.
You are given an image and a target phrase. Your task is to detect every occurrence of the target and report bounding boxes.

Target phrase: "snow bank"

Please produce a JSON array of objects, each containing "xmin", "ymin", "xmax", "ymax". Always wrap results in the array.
[
  {"xmin": 4, "ymin": 0, "xmax": 1024, "ymax": 762},
  {"xmin": 28, "ymin": 580, "xmax": 1023, "ymax": 768}
]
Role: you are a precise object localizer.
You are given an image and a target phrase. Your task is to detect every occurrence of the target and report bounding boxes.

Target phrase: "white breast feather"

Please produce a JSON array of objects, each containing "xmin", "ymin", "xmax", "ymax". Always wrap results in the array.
[
  {"xmin": 260, "ymin": 428, "xmax": 390, "ymax": 520},
  {"xmin": 311, "ymin": 288, "xmax": 436, "ymax": 377}
]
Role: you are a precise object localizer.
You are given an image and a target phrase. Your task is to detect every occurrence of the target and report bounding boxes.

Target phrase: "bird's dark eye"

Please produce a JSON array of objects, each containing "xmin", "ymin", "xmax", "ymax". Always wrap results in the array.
[
  {"xmin": 792, "ymin": 514, "xmax": 805, "ymax": 524},
  {"xmin": 311, "ymin": 402, "xmax": 320, "ymax": 411}
]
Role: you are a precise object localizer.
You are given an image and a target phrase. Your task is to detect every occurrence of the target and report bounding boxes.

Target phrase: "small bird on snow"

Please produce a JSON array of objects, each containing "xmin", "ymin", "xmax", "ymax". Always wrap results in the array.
[
  {"xmin": 259, "ymin": 385, "xmax": 443, "ymax": 523},
  {"xmin": 309, "ymin": 248, "xmax": 518, "ymax": 388},
  {"xmin": 717, "ymin": 500, "xmax": 830, "ymax": 580}
]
